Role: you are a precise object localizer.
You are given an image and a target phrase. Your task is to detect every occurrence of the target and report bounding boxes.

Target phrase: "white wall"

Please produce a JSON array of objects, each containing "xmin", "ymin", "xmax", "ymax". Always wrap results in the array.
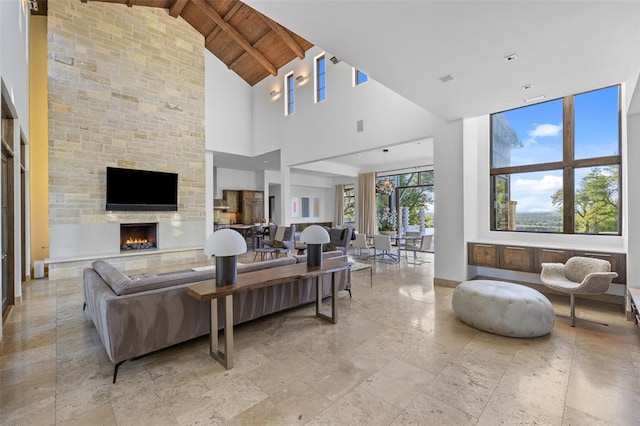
[
  {"xmin": 251, "ymin": 47, "xmax": 442, "ymax": 167},
  {"xmin": 1, "ymin": 0, "xmax": 30, "ymax": 137},
  {"xmin": 205, "ymin": 50, "xmax": 252, "ymax": 154},
  {"xmin": 627, "ymin": 112, "xmax": 640, "ymax": 290},
  {"xmin": 215, "ymin": 168, "xmax": 260, "ymax": 198}
]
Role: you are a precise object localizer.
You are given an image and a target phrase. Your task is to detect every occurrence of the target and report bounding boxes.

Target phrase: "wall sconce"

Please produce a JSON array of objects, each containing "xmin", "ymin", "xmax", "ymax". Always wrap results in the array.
[
  {"xmin": 330, "ymin": 56, "xmax": 341, "ymax": 64},
  {"xmin": 28, "ymin": 0, "xmax": 39, "ymax": 11},
  {"xmin": 270, "ymin": 90, "xmax": 280, "ymax": 97},
  {"xmin": 295, "ymin": 75, "xmax": 307, "ymax": 83}
]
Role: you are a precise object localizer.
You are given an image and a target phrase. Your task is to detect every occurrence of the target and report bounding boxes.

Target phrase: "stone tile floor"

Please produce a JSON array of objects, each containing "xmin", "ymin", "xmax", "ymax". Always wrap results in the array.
[{"xmin": 1, "ymin": 251, "xmax": 639, "ymax": 425}]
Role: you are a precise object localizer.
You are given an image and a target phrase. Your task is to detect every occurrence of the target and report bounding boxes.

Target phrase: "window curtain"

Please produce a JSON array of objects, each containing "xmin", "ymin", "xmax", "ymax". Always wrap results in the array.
[
  {"xmin": 357, "ymin": 172, "xmax": 377, "ymax": 235},
  {"xmin": 334, "ymin": 184, "xmax": 344, "ymax": 227}
]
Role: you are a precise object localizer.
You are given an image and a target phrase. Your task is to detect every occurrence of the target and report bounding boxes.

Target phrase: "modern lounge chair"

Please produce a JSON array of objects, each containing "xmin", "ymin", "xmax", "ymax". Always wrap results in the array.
[{"xmin": 540, "ymin": 256, "xmax": 617, "ymax": 327}]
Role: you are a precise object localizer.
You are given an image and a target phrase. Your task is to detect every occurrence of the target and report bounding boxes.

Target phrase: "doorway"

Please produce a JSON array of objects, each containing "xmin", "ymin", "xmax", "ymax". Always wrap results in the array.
[{"xmin": 1, "ymin": 85, "xmax": 16, "ymax": 319}]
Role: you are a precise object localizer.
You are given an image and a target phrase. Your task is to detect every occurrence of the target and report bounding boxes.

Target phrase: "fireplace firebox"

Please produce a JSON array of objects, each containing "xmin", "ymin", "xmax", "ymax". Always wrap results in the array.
[{"xmin": 120, "ymin": 223, "xmax": 158, "ymax": 251}]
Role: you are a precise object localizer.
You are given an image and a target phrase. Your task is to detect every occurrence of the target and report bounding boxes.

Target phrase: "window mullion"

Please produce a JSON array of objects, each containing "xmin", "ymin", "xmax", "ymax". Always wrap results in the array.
[{"xmin": 563, "ymin": 96, "xmax": 575, "ymax": 233}]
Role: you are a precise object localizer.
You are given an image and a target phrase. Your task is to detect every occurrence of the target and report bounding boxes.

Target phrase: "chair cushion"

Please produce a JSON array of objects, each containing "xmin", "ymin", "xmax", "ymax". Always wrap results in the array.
[
  {"xmin": 564, "ymin": 256, "xmax": 611, "ymax": 283},
  {"xmin": 452, "ymin": 280, "xmax": 555, "ymax": 338},
  {"xmin": 271, "ymin": 240, "xmax": 285, "ymax": 248}
]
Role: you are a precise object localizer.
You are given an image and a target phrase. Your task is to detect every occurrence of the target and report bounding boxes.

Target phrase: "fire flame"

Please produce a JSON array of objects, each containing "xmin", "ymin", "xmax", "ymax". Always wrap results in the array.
[{"xmin": 125, "ymin": 238, "xmax": 148, "ymax": 244}]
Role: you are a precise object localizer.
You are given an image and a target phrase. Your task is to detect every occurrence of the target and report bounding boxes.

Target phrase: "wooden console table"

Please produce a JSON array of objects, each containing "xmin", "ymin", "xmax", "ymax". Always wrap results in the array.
[{"xmin": 186, "ymin": 259, "xmax": 351, "ymax": 369}]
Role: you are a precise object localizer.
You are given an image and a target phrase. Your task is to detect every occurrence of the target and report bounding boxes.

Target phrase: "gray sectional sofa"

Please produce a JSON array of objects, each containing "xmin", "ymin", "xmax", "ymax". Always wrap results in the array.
[{"xmin": 83, "ymin": 251, "xmax": 349, "ymax": 382}]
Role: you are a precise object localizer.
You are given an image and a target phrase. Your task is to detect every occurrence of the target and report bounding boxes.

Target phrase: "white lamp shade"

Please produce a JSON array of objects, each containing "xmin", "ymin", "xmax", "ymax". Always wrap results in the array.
[
  {"xmin": 300, "ymin": 225, "xmax": 330, "ymax": 244},
  {"xmin": 204, "ymin": 229, "xmax": 247, "ymax": 257}
]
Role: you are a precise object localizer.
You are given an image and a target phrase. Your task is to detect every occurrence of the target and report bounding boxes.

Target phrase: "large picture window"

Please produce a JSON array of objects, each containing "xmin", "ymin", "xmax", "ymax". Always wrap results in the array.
[
  {"xmin": 490, "ymin": 85, "xmax": 621, "ymax": 234},
  {"xmin": 376, "ymin": 170, "xmax": 434, "ymax": 234}
]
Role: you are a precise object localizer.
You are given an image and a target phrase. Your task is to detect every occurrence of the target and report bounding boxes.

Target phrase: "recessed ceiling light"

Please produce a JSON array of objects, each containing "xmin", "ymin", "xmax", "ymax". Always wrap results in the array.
[
  {"xmin": 504, "ymin": 53, "xmax": 518, "ymax": 62},
  {"xmin": 438, "ymin": 74, "xmax": 454, "ymax": 83},
  {"xmin": 354, "ymin": 153, "xmax": 361, "ymax": 158},
  {"xmin": 524, "ymin": 95, "xmax": 546, "ymax": 103},
  {"xmin": 522, "ymin": 84, "xmax": 532, "ymax": 90}
]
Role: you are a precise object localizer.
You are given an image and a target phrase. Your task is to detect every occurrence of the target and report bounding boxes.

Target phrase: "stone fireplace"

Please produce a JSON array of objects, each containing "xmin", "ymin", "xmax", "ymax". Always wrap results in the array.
[{"xmin": 120, "ymin": 223, "xmax": 158, "ymax": 251}]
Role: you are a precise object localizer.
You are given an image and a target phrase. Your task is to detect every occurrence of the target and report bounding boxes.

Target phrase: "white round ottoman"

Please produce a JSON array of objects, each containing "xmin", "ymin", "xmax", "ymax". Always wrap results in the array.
[{"xmin": 452, "ymin": 280, "xmax": 555, "ymax": 338}]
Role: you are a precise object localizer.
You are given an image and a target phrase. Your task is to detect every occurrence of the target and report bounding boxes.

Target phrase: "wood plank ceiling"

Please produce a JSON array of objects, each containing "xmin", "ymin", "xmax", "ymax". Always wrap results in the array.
[{"xmin": 78, "ymin": 0, "xmax": 314, "ymax": 86}]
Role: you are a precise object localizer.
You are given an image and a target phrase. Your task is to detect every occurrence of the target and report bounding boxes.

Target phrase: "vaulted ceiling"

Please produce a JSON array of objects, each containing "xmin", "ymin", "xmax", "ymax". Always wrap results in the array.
[{"xmin": 79, "ymin": 0, "xmax": 314, "ymax": 86}]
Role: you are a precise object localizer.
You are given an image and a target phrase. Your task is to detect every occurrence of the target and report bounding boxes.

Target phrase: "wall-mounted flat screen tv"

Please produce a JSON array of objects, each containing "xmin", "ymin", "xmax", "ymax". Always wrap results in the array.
[{"xmin": 106, "ymin": 167, "xmax": 178, "ymax": 211}]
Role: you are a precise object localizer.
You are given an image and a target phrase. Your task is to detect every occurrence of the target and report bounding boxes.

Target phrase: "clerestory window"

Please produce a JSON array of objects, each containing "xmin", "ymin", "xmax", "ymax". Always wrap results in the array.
[
  {"xmin": 285, "ymin": 72, "xmax": 295, "ymax": 116},
  {"xmin": 315, "ymin": 54, "xmax": 326, "ymax": 103}
]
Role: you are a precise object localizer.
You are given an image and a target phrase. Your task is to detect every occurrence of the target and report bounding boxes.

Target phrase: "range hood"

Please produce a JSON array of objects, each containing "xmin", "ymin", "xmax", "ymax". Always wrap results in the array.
[{"xmin": 213, "ymin": 199, "xmax": 229, "ymax": 210}]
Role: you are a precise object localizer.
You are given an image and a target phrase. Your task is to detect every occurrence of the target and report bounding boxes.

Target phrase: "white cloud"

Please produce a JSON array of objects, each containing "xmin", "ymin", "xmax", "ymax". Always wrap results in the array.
[
  {"xmin": 529, "ymin": 123, "xmax": 562, "ymax": 138},
  {"xmin": 510, "ymin": 174, "xmax": 563, "ymax": 213},
  {"xmin": 512, "ymin": 174, "xmax": 562, "ymax": 194},
  {"xmin": 514, "ymin": 196, "xmax": 556, "ymax": 213}
]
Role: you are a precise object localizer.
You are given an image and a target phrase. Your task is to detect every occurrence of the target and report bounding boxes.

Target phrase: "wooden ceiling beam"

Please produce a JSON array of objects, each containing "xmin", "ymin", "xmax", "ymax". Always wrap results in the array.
[
  {"xmin": 168, "ymin": 0, "xmax": 187, "ymax": 18},
  {"xmin": 204, "ymin": 1, "xmax": 242, "ymax": 47},
  {"xmin": 193, "ymin": 0, "xmax": 277, "ymax": 76},
  {"xmin": 228, "ymin": 30, "xmax": 270, "ymax": 71},
  {"xmin": 258, "ymin": 13, "xmax": 304, "ymax": 59}
]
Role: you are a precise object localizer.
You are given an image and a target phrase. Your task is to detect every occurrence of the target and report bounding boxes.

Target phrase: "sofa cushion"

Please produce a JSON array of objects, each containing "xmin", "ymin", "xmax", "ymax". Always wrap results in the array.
[
  {"xmin": 92, "ymin": 260, "xmax": 134, "ymax": 296},
  {"xmin": 294, "ymin": 250, "xmax": 343, "ymax": 263},
  {"xmin": 238, "ymin": 256, "xmax": 297, "ymax": 273},
  {"xmin": 92, "ymin": 260, "xmax": 216, "ymax": 296}
]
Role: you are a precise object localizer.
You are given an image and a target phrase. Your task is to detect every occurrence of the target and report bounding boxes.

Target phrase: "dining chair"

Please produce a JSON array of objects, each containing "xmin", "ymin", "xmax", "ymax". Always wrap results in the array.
[
  {"xmin": 351, "ymin": 233, "xmax": 373, "ymax": 258},
  {"xmin": 404, "ymin": 234, "xmax": 433, "ymax": 264},
  {"xmin": 372, "ymin": 234, "xmax": 399, "ymax": 263}
]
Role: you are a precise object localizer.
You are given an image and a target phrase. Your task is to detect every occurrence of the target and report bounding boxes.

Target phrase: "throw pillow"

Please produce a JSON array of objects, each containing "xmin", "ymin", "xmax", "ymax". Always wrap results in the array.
[{"xmin": 272, "ymin": 240, "xmax": 285, "ymax": 249}]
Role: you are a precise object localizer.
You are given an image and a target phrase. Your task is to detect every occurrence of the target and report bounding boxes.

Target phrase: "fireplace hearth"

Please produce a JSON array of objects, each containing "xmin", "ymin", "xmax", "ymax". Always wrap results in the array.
[{"xmin": 120, "ymin": 223, "xmax": 158, "ymax": 251}]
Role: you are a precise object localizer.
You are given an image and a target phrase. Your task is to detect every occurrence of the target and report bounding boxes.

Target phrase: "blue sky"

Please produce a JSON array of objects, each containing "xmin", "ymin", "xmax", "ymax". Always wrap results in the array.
[{"xmin": 497, "ymin": 86, "xmax": 618, "ymax": 213}]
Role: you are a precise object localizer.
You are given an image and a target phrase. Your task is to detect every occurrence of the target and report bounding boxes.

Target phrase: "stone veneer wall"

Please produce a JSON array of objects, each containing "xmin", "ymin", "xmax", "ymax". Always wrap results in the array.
[{"xmin": 47, "ymin": 0, "xmax": 206, "ymax": 278}]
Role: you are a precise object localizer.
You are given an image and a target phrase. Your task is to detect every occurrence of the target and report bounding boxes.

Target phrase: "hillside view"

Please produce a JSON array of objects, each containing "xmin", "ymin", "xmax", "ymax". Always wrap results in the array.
[{"xmin": 515, "ymin": 212, "xmax": 562, "ymax": 232}]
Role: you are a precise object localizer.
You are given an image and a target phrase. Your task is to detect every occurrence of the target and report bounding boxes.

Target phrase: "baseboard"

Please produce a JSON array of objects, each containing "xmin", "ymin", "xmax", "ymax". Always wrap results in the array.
[{"xmin": 434, "ymin": 277, "xmax": 460, "ymax": 288}]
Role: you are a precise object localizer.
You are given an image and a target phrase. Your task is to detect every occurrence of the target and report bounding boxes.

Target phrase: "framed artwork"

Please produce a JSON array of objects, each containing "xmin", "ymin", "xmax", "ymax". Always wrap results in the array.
[
  {"xmin": 291, "ymin": 197, "xmax": 300, "ymax": 218},
  {"xmin": 312, "ymin": 197, "xmax": 320, "ymax": 217},
  {"xmin": 301, "ymin": 197, "xmax": 310, "ymax": 218}
]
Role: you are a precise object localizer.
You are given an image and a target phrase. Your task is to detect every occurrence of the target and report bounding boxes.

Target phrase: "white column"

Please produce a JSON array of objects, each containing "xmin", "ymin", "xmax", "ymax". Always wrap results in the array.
[
  {"xmin": 280, "ymin": 165, "xmax": 291, "ymax": 225},
  {"xmin": 433, "ymin": 120, "xmax": 468, "ymax": 284},
  {"xmin": 205, "ymin": 151, "xmax": 214, "ymax": 238},
  {"xmin": 626, "ymin": 113, "xmax": 640, "ymax": 301}
]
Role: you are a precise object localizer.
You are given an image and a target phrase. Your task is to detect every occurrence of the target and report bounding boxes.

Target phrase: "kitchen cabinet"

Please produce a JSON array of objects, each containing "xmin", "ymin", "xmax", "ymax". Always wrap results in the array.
[
  {"xmin": 222, "ymin": 190, "xmax": 240, "ymax": 213},
  {"xmin": 222, "ymin": 190, "xmax": 264, "ymax": 224}
]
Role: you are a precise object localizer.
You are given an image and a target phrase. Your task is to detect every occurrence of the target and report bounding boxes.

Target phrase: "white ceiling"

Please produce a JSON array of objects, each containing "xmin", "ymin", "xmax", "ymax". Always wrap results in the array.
[
  {"xmin": 247, "ymin": 0, "xmax": 640, "ymax": 121},
  {"xmin": 294, "ymin": 138, "xmax": 434, "ymax": 177},
  {"xmin": 213, "ymin": 149, "xmax": 281, "ymax": 171},
  {"xmin": 219, "ymin": 1, "xmax": 640, "ymax": 177}
]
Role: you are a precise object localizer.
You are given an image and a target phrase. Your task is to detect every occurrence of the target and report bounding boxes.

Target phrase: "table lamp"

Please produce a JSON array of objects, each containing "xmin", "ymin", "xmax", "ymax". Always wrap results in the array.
[
  {"xmin": 300, "ymin": 225, "xmax": 330, "ymax": 267},
  {"xmin": 204, "ymin": 229, "xmax": 247, "ymax": 286}
]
